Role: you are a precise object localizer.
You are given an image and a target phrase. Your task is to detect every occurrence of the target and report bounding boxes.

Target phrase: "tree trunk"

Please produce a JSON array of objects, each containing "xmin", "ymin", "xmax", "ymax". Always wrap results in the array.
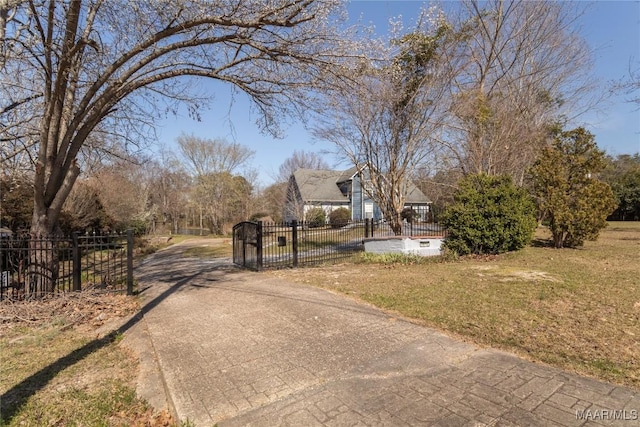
[
  {"xmin": 28, "ymin": 208, "xmax": 60, "ymax": 298},
  {"xmin": 552, "ymin": 228, "xmax": 565, "ymax": 249},
  {"xmin": 388, "ymin": 210, "xmax": 404, "ymax": 236},
  {"xmin": 28, "ymin": 157, "xmax": 78, "ymax": 297},
  {"xmin": 26, "ymin": 237, "xmax": 59, "ymax": 299}
]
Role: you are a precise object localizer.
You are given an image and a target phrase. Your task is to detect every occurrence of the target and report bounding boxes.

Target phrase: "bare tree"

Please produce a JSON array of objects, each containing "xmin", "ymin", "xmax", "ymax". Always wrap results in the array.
[
  {"xmin": 146, "ymin": 148, "xmax": 190, "ymax": 234},
  {"xmin": 611, "ymin": 59, "xmax": 640, "ymax": 108},
  {"xmin": 313, "ymin": 7, "xmax": 455, "ymax": 235},
  {"xmin": 177, "ymin": 134, "xmax": 254, "ymax": 177},
  {"xmin": 92, "ymin": 160, "xmax": 155, "ymax": 232},
  {"xmin": 412, "ymin": 165, "xmax": 462, "ymax": 216},
  {"xmin": 276, "ymin": 149, "xmax": 330, "ymax": 182},
  {"xmin": 265, "ymin": 150, "xmax": 331, "ymax": 221},
  {"xmin": 177, "ymin": 135, "xmax": 254, "ymax": 234},
  {"xmin": 189, "ymin": 171, "xmax": 253, "ymax": 234},
  {"xmin": 60, "ymin": 179, "xmax": 111, "ymax": 233},
  {"xmin": 0, "ymin": 0, "xmax": 21, "ymax": 69},
  {"xmin": 0, "ymin": 0, "xmax": 366, "ymax": 296},
  {"xmin": 255, "ymin": 181, "xmax": 288, "ymax": 222},
  {"xmin": 0, "ymin": 0, "xmax": 363, "ymax": 240},
  {"xmin": 442, "ymin": 0, "xmax": 600, "ymax": 184}
]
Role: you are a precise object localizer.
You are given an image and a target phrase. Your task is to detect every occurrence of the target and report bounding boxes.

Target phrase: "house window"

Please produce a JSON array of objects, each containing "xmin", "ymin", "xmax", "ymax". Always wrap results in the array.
[{"xmin": 364, "ymin": 202, "xmax": 374, "ymax": 219}]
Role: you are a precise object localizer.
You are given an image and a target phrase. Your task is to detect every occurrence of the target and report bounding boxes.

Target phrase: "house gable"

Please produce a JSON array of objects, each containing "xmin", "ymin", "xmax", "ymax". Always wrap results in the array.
[{"xmin": 292, "ymin": 169, "xmax": 347, "ymax": 203}]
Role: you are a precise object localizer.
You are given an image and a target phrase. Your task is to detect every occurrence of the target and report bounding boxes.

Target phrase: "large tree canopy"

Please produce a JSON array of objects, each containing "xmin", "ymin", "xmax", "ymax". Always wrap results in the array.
[
  {"xmin": 0, "ymin": 0, "xmax": 362, "ymax": 236},
  {"xmin": 313, "ymin": 7, "xmax": 455, "ymax": 235}
]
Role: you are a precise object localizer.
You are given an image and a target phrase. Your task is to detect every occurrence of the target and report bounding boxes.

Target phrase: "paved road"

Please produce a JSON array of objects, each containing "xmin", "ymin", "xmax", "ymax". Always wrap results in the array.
[{"xmin": 124, "ymin": 240, "xmax": 639, "ymax": 426}]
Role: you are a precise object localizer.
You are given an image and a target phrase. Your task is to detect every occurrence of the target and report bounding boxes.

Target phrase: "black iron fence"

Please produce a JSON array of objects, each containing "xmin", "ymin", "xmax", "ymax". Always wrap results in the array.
[
  {"xmin": 233, "ymin": 219, "xmax": 447, "ymax": 270},
  {"xmin": 0, "ymin": 231, "xmax": 133, "ymax": 300}
]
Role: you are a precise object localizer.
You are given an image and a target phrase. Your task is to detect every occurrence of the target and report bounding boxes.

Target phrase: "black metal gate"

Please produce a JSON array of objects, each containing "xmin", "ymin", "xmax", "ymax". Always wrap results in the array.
[
  {"xmin": 233, "ymin": 218, "xmax": 439, "ymax": 270},
  {"xmin": 232, "ymin": 221, "xmax": 261, "ymax": 270}
]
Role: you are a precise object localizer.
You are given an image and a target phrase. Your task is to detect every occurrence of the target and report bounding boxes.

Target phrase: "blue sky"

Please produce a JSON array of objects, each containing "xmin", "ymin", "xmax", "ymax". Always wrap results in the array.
[{"xmin": 156, "ymin": 1, "xmax": 640, "ymax": 186}]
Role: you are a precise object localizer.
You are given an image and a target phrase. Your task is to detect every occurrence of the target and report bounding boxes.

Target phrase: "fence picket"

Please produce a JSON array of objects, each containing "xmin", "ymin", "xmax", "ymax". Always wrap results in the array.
[{"xmin": 0, "ymin": 231, "xmax": 133, "ymax": 300}]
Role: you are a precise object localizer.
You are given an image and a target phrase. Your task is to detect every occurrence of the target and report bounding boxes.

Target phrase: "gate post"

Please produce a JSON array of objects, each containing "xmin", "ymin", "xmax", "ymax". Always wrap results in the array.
[
  {"xmin": 242, "ymin": 223, "xmax": 247, "ymax": 267},
  {"xmin": 256, "ymin": 221, "xmax": 263, "ymax": 271},
  {"xmin": 292, "ymin": 220, "xmax": 298, "ymax": 268},
  {"xmin": 126, "ymin": 229, "xmax": 134, "ymax": 295},
  {"xmin": 72, "ymin": 232, "xmax": 81, "ymax": 291}
]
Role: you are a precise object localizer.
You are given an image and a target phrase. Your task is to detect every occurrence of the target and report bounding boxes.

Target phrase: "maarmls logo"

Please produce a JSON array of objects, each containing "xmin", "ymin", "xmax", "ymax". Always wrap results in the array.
[{"xmin": 576, "ymin": 409, "xmax": 638, "ymax": 421}]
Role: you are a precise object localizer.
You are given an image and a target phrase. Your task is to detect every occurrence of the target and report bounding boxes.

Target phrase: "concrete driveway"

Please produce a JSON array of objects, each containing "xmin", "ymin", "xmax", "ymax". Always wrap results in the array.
[{"xmin": 124, "ymin": 240, "xmax": 638, "ymax": 426}]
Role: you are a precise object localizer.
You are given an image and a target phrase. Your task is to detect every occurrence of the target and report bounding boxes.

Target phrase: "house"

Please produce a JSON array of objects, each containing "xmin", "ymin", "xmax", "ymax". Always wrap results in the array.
[
  {"xmin": 284, "ymin": 166, "xmax": 431, "ymax": 222},
  {"xmin": 0, "ymin": 227, "xmax": 13, "ymax": 238}
]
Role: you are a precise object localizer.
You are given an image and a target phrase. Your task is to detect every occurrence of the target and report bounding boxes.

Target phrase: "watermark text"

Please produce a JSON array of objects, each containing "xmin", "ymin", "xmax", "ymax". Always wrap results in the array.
[{"xmin": 576, "ymin": 409, "xmax": 638, "ymax": 421}]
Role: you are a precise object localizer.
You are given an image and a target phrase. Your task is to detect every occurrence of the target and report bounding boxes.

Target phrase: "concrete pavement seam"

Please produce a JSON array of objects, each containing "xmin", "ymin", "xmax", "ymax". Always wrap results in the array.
[{"xmin": 140, "ymin": 314, "xmax": 180, "ymax": 423}]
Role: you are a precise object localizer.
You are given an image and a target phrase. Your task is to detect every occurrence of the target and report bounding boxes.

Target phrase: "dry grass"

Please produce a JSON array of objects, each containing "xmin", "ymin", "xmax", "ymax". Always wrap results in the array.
[
  {"xmin": 0, "ymin": 235, "xmax": 229, "ymax": 426},
  {"xmin": 0, "ymin": 293, "xmax": 177, "ymax": 426},
  {"xmin": 269, "ymin": 222, "xmax": 640, "ymax": 389},
  {"xmin": 181, "ymin": 238, "xmax": 233, "ymax": 258}
]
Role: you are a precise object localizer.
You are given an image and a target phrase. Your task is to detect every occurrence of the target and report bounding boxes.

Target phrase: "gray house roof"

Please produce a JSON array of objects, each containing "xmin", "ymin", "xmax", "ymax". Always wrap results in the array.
[
  {"xmin": 291, "ymin": 167, "xmax": 431, "ymax": 204},
  {"xmin": 292, "ymin": 169, "xmax": 347, "ymax": 203},
  {"xmin": 337, "ymin": 165, "xmax": 359, "ymax": 184}
]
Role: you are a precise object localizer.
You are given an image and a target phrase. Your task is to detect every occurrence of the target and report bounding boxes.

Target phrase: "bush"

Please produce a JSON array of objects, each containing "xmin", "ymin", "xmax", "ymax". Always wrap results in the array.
[
  {"xmin": 126, "ymin": 218, "xmax": 150, "ymax": 237},
  {"xmin": 401, "ymin": 207, "xmax": 420, "ymax": 223},
  {"xmin": 329, "ymin": 208, "xmax": 351, "ymax": 228},
  {"xmin": 248, "ymin": 212, "xmax": 270, "ymax": 222},
  {"xmin": 305, "ymin": 207, "xmax": 326, "ymax": 228},
  {"xmin": 442, "ymin": 174, "xmax": 537, "ymax": 255},
  {"xmin": 529, "ymin": 127, "xmax": 617, "ymax": 248}
]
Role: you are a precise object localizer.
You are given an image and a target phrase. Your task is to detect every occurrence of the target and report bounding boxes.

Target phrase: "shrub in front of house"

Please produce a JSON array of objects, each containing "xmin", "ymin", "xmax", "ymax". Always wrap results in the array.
[
  {"xmin": 249, "ymin": 212, "xmax": 270, "ymax": 222},
  {"xmin": 401, "ymin": 207, "xmax": 420, "ymax": 223},
  {"xmin": 305, "ymin": 207, "xmax": 326, "ymax": 228},
  {"xmin": 329, "ymin": 207, "xmax": 351, "ymax": 228},
  {"xmin": 442, "ymin": 174, "xmax": 537, "ymax": 255}
]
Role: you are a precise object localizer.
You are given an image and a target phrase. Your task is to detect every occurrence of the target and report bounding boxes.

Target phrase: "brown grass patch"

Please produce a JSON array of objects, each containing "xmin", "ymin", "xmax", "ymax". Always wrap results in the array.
[{"xmin": 0, "ymin": 292, "xmax": 177, "ymax": 426}]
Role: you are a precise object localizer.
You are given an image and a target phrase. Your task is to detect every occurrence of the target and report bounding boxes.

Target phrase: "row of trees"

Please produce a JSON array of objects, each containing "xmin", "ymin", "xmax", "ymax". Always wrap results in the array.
[
  {"xmin": 1, "ymin": 134, "xmax": 261, "ymax": 236},
  {"xmin": 2, "ymin": 131, "xmax": 635, "ymax": 246},
  {"xmin": 433, "ymin": 127, "xmax": 622, "ymax": 253}
]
